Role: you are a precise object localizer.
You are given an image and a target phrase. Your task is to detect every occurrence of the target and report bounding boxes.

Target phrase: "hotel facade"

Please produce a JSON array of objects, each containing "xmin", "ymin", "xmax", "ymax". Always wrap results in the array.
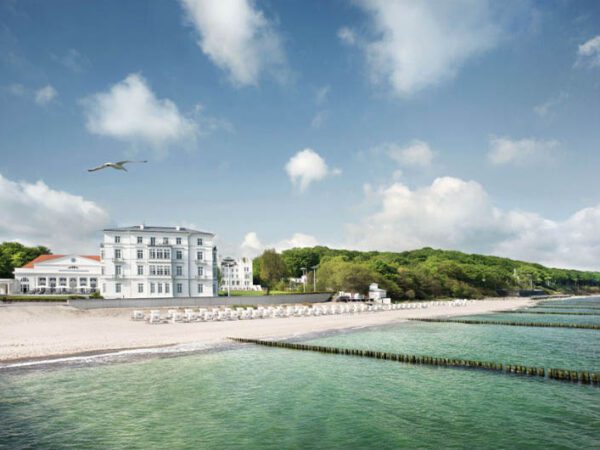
[
  {"xmin": 219, "ymin": 256, "xmax": 260, "ymax": 291},
  {"xmin": 100, "ymin": 225, "xmax": 218, "ymax": 299},
  {"xmin": 12, "ymin": 254, "xmax": 102, "ymax": 294}
]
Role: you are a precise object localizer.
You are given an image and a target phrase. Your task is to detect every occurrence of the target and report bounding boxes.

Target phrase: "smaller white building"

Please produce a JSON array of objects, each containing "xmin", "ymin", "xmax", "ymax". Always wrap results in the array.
[
  {"xmin": 220, "ymin": 257, "xmax": 260, "ymax": 291},
  {"xmin": 368, "ymin": 283, "xmax": 387, "ymax": 301},
  {"xmin": 13, "ymin": 254, "xmax": 102, "ymax": 294}
]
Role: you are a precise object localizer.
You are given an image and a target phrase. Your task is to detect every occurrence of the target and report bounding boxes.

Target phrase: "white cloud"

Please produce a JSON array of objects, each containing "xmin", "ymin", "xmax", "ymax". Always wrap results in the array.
[
  {"xmin": 0, "ymin": 173, "xmax": 109, "ymax": 253},
  {"xmin": 315, "ymin": 85, "xmax": 330, "ymax": 105},
  {"xmin": 343, "ymin": 0, "xmax": 504, "ymax": 96},
  {"xmin": 346, "ymin": 176, "xmax": 600, "ymax": 270},
  {"xmin": 285, "ymin": 148, "xmax": 341, "ymax": 192},
  {"xmin": 240, "ymin": 231, "xmax": 263, "ymax": 257},
  {"xmin": 240, "ymin": 231, "xmax": 318, "ymax": 257},
  {"xmin": 387, "ymin": 140, "xmax": 435, "ymax": 167},
  {"xmin": 337, "ymin": 27, "xmax": 356, "ymax": 45},
  {"xmin": 488, "ymin": 137, "xmax": 560, "ymax": 166},
  {"xmin": 180, "ymin": 0, "xmax": 287, "ymax": 86},
  {"xmin": 51, "ymin": 48, "xmax": 89, "ymax": 73},
  {"xmin": 82, "ymin": 73, "xmax": 198, "ymax": 151},
  {"xmin": 576, "ymin": 35, "xmax": 600, "ymax": 68},
  {"xmin": 533, "ymin": 92, "xmax": 569, "ymax": 117},
  {"xmin": 310, "ymin": 110, "xmax": 328, "ymax": 129},
  {"xmin": 34, "ymin": 85, "xmax": 57, "ymax": 105}
]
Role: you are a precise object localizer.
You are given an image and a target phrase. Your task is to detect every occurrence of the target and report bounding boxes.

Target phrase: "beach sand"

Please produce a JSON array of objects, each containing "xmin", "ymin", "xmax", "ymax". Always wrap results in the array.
[{"xmin": 0, "ymin": 298, "xmax": 531, "ymax": 364}]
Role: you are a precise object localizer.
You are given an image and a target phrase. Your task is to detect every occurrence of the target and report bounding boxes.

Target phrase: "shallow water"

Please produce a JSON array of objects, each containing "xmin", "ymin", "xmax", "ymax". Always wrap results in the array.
[{"xmin": 1, "ymin": 297, "xmax": 599, "ymax": 449}]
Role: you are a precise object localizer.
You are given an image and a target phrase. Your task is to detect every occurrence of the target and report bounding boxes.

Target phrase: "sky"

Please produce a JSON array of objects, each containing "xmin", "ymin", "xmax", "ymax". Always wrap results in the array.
[{"xmin": 1, "ymin": 0, "xmax": 600, "ymax": 270}]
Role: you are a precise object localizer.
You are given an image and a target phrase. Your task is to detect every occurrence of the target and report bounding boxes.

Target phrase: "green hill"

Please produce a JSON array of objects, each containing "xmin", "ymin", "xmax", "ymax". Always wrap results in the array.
[{"xmin": 253, "ymin": 246, "xmax": 600, "ymax": 300}]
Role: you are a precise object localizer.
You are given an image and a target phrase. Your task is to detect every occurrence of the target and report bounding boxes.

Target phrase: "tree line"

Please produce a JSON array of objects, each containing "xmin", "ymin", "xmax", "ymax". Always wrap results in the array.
[
  {"xmin": 253, "ymin": 246, "xmax": 600, "ymax": 299},
  {"xmin": 0, "ymin": 242, "xmax": 51, "ymax": 279}
]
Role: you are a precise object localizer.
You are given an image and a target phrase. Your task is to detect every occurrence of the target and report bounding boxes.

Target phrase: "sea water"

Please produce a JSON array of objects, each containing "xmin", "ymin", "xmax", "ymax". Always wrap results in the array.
[{"xmin": 1, "ymin": 297, "xmax": 599, "ymax": 449}]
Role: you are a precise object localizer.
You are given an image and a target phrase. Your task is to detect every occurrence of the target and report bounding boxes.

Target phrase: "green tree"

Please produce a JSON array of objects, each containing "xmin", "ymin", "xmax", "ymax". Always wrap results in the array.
[
  {"xmin": 0, "ymin": 242, "xmax": 51, "ymax": 278},
  {"xmin": 258, "ymin": 249, "xmax": 287, "ymax": 292}
]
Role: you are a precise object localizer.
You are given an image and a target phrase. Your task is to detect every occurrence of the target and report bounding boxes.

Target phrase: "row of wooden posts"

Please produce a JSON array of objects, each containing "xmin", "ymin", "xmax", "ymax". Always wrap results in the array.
[
  {"xmin": 229, "ymin": 338, "xmax": 599, "ymax": 385},
  {"xmin": 500, "ymin": 310, "xmax": 600, "ymax": 316},
  {"xmin": 533, "ymin": 305, "xmax": 600, "ymax": 310},
  {"xmin": 408, "ymin": 318, "xmax": 600, "ymax": 330}
]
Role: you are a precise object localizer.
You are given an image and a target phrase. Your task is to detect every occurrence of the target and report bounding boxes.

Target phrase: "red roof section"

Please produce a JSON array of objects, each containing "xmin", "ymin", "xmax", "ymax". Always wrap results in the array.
[
  {"xmin": 21, "ymin": 254, "xmax": 100, "ymax": 268},
  {"xmin": 22, "ymin": 254, "xmax": 65, "ymax": 268}
]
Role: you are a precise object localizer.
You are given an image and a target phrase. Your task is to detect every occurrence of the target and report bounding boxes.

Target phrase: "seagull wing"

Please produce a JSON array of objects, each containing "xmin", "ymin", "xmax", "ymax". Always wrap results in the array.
[
  {"xmin": 115, "ymin": 160, "xmax": 148, "ymax": 166},
  {"xmin": 87, "ymin": 164, "xmax": 108, "ymax": 172}
]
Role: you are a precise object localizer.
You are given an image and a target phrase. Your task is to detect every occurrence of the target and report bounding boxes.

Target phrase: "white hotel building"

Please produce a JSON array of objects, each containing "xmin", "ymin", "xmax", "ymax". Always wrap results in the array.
[
  {"xmin": 100, "ymin": 225, "xmax": 218, "ymax": 299},
  {"xmin": 220, "ymin": 256, "xmax": 259, "ymax": 291}
]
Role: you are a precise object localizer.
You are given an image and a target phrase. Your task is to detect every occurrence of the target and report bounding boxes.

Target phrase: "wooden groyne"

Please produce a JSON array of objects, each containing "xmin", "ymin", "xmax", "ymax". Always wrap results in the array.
[
  {"xmin": 229, "ymin": 338, "xmax": 599, "ymax": 386},
  {"xmin": 532, "ymin": 305, "xmax": 600, "ymax": 310},
  {"xmin": 500, "ymin": 311, "xmax": 600, "ymax": 316},
  {"xmin": 409, "ymin": 318, "xmax": 600, "ymax": 330}
]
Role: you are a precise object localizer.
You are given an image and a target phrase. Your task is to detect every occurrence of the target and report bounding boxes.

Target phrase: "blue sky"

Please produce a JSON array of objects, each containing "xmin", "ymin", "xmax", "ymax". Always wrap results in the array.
[{"xmin": 1, "ymin": 0, "xmax": 600, "ymax": 270}]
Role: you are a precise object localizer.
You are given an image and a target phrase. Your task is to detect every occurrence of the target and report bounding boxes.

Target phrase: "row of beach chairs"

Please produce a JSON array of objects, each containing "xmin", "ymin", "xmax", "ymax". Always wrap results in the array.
[{"xmin": 131, "ymin": 299, "xmax": 472, "ymax": 324}]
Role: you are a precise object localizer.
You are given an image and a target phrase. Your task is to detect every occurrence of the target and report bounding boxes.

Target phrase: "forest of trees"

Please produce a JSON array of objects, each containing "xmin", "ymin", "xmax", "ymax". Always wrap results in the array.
[
  {"xmin": 0, "ymin": 242, "xmax": 51, "ymax": 279},
  {"xmin": 253, "ymin": 246, "xmax": 600, "ymax": 300}
]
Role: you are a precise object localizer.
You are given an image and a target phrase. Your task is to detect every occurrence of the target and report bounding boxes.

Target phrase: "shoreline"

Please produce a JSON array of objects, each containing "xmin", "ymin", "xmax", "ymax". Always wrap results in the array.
[{"xmin": 0, "ymin": 298, "xmax": 533, "ymax": 367}]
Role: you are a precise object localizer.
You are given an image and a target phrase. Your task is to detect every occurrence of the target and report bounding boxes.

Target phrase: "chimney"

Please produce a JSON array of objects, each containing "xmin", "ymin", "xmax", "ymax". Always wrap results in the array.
[
  {"xmin": 176, "ymin": 226, "xmax": 181, "ymax": 231},
  {"xmin": 140, "ymin": 224, "xmax": 145, "ymax": 230}
]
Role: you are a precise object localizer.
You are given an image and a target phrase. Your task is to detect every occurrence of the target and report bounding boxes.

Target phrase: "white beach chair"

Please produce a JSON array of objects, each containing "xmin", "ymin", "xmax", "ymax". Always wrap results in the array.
[{"xmin": 131, "ymin": 310, "xmax": 145, "ymax": 321}]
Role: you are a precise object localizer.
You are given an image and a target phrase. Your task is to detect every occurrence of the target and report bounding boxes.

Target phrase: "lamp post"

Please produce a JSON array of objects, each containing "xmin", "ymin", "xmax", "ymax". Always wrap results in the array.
[
  {"xmin": 222, "ymin": 257, "xmax": 236, "ymax": 298},
  {"xmin": 300, "ymin": 267, "xmax": 307, "ymax": 293},
  {"xmin": 312, "ymin": 265, "xmax": 318, "ymax": 292}
]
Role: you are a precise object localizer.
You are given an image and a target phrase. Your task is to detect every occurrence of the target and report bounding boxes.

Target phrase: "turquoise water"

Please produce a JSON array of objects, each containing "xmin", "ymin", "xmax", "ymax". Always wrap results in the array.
[{"xmin": 1, "ymin": 298, "xmax": 599, "ymax": 449}]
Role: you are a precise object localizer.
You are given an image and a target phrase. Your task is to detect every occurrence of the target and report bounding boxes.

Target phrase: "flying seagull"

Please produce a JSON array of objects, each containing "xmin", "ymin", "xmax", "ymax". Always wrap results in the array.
[{"xmin": 87, "ymin": 160, "xmax": 148, "ymax": 172}]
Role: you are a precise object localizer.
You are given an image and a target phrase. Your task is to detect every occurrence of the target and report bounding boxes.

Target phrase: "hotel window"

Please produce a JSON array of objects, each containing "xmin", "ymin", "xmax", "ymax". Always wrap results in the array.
[
  {"xmin": 101, "ymin": 250, "xmax": 104, "ymax": 260},
  {"xmin": 197, "ymin": 238, "xmax": 203, "ymax": 246},
  {"xmin": 38, "ymin": 277, "xmax": 46, "ymax": 286},
  {"xmin": 90, "ymin": 278, "xmax": 97, "ymax": 287},
  {"xmin": 150, "ymin": 237, "xmax": 156, "ymax": 246},
  {"xmin": 197, "ymin": 283, "xmax": 203, "ymax": 293},
  {"xmin": 165, "ymin": 283, "xmax": 170, "ymax": 294},
  {"xmin": 115, "ymin": 283, "xmax": 121, "ymax": 293},
  {"xmin": 158, "ymin": 283, "xmax": 163, "ymax": 294},
  {"xmin": 165, "ymin": 266, "xmax": 171, "ymax": 276},
  {"xmin": 176, "ymin": 237, "xmax": 182, "ymax": 245},
  {"xmin": 80, "ymin": 278, "xmax": 87, "ymax": 286},
  {"xmin": 116, "ymin": 249, "xmax": 123, "ymax": 259},
  {"xmin": 165, "ymin": 249, "xmax": 171, "ymax": 259},
  {"xmin": 150, "ymin": 283, "xmax": 155, "ymax": 294},
  {"xmin": 115, "ymin": 236, "xmax": 121, "ymax": 243},
  {"xmin": 177, "ymin": 283, "xmax": 182, "ymax": 294},
  {"xmin": 197, "ymin": 266, "xmax": 203, "ymax": 277},
  {"xmin": 59, "ymin": 277, "xmax": 67, "ymax": 286},
  {"xmin": 137, "ymin": 265, "xmax": 144, "ymax": 276},
  {"xmin": 163, "ymin": 237, "xmax": 169, "ymax": 245},
  {"xmin": 176, "ymin": 250, "xmax": 182, "ymax": 260},
  {"xmin": 115, "ymin": 265, "xmax": 122, "ymax": 276},
  {"xmin": 176, "ymin": 266, "xmax": 183, "ymax": 276},
  {"xmin": 137, "ymin": 250, "xmax": 143, "ymax": 259},
  {"xmin": 138, "ymin": 283, "xmax": 144, "ymax": 293},
  {"xmin": 137, "ymin": 236, "xmax": 143, "ymax": 244},
  {"xmin": 49, "ymin": 277, "xmax": 57, "ymax": 287},
  {"xmin": 150, "ymin": 265, "xmax": 156, "ymax": 276},
  {"xmin": 101, "ymin": 267, "xmax": 105, "ymax": 275},
  {"xmin": 197, "ymin": 251, "xmax": 203, "ymax": 260}
]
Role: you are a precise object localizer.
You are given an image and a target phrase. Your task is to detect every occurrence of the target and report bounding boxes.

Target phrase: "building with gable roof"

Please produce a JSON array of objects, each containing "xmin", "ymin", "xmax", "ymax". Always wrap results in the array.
[{"xmin": 13, "ymin": 254, "xmax": 102, "ymax": 294}]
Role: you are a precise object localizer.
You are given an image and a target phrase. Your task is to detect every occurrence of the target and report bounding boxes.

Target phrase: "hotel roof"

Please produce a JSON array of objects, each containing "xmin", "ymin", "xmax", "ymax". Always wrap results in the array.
[
  {"xmin": 103, "ymin": 225, "xmax": 214, "ymax": 236},
  {"xmin": 21, "ymin": 254, "xmax": 101, "ymax": 268}
]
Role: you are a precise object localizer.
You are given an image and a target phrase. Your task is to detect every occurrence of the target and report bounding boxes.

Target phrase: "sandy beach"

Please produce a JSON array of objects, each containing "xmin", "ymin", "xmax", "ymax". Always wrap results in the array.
[{"xmin": 0, "ymin": 298, "xmax": 532, "ymax": 364}]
